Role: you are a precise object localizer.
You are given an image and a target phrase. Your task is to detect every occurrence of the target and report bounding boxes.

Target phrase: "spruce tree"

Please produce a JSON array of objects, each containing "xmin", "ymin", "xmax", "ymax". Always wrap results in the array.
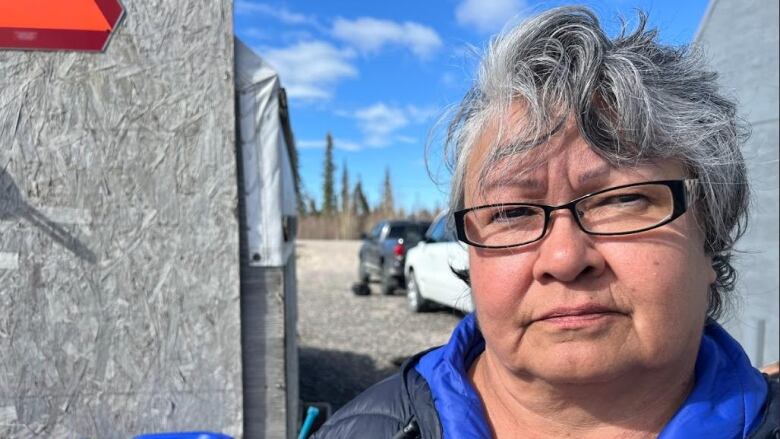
[
  {"xmin": 340, "ymin": 161, "xmax": 350, "ymax": 214},
  {"xmin": 322, "ymin": 132, "xmax": 336, "ymax": 215},
  {"xmin": 352, "ymin": 178, "xmax": 370, "ymax": 217},
  {"xmin": 381, "ymin": 167, "xmax": 394, "ymax": 216}
]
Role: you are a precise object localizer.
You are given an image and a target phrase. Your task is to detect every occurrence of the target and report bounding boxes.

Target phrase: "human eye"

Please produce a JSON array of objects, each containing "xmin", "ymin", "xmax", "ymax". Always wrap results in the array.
[
  {"xmin": 582, "ymin": 185, "xmax": 665, "ymax": 215},
  {"xmin": 577, "ymin": 183, "xmax": 675, "ymax": 233},
  {"xmin": 598, "ymin": 192, "xmax": 649, "ymax": 207},
  {"xmin": 490, "ymin": 205, "xmax": 538, "ymax": 223}
]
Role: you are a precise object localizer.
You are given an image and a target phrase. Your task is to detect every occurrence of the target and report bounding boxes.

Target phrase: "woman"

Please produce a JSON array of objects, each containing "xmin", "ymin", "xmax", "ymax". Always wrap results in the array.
[{"xmin": 314, "ymin": 7, "xmax": 778, "ymax": 438}]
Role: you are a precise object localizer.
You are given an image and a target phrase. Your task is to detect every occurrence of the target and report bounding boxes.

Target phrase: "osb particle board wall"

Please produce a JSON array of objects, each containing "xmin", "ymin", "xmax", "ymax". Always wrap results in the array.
[{"xmin": 0, "ymin": 1, "xmax": 242, "ymax": 437}]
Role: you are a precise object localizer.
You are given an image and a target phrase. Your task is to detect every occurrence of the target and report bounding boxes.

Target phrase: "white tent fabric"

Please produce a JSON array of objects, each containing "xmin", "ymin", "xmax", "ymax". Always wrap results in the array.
[{"xmin": 235, "ymin": 38, "xmax": 297, "ymax": 267}]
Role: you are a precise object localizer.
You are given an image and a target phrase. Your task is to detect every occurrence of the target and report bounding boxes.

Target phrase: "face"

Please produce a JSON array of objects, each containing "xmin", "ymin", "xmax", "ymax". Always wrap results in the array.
[{"xmin": 464, "ymin": 114, "xmax": 716, "ymax": 384}]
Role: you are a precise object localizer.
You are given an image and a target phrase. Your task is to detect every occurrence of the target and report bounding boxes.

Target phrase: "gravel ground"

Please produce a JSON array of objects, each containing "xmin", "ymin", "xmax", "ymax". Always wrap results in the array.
[{"xmin": 296, "ymin": 239, "xmax": 463, "ymax": 412}]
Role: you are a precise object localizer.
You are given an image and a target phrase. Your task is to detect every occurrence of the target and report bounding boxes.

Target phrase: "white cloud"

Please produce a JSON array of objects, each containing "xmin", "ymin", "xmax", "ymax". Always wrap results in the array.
[
  {"xmin": 354, "ymin": 103, "xmax": 410, "ymax": 147},
  {"xmin": 332, "ymin": 17, "xmax": 442, "ymax": 58},
  {"xmin": 305, "ymin": 103, "xmax": 437, "ymax": 151},
  {"xmin": 262, "ymin": 41, "xmax": 358, "ymax": 101},
  {"xmin": 235, "ymin": 1, "xmax": 314, "ymax": 25},
  {"xmin": 455, "ymin": 0, "xmax": 525, "ymax": 33},
  {"xmin": 297, "ymin": 139, "xmax": 324, "ymax": 149},
  {"xmin": 335, "ymin": 139, "xmax": 363, "ymax": 151},
  {"xmin": 297, "ymin": 138, "xmax": 362, "ymax": 151},
  {"xmin": 405, "ymin": 104, "xmax": 438, "ymax": 122},
  {"xmin": 283, "ymin": 84, "xmax": 331, "ymax": 101},
  {"xmin": 348, "ymin": 103, "xmax": 437, "ymax": 147}
]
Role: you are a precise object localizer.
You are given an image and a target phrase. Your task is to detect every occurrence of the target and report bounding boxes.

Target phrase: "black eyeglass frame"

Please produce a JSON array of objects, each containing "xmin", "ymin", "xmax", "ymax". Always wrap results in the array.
[{"xmin": 453, "ymin": 179, "xmax": 695, "ymax": 249}]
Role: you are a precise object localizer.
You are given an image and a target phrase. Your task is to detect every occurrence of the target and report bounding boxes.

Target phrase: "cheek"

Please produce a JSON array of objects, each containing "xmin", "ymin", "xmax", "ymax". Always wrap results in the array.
[
  {"xmin": 469, "ymin": 250, "xmax": 534, "ymax": 315},
  {"xmin": 605, "ymin": 244, "xmax": 710, "ymax": 328}
]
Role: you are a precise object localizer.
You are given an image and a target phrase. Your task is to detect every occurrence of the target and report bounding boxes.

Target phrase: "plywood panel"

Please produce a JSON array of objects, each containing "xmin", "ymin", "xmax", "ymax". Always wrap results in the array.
[{"xmin": 0, "ymin": 0, "xmax": 242, "ymax": 436}]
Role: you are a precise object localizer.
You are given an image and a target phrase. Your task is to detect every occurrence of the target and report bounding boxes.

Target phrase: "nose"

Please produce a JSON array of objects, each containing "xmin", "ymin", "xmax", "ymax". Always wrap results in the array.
[{"xmin": 531, "ymin": 210, "xmax": 606, "ymax": 283}]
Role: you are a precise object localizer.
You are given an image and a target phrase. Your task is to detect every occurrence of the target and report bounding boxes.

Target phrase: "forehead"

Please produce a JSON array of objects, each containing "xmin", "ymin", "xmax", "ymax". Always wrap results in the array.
[
  {"xmin": 462, "ymin": 109, "xmax": 678, "ymax": 202},
  {"xmin": 465, "ymin": 114, "xmax": 599, "ymax": 183}
]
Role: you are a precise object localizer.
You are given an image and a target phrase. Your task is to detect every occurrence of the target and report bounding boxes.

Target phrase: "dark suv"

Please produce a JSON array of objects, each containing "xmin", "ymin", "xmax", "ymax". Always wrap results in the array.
[{"xmin": 356, "ymin": 220, "xmax": 431, "ymax": 295}]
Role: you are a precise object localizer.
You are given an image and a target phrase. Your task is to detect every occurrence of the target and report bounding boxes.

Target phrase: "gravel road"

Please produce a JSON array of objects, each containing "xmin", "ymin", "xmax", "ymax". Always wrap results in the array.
[{"xmin": 296, "ymin": 239, "xmax": 464, "ymax": 412}]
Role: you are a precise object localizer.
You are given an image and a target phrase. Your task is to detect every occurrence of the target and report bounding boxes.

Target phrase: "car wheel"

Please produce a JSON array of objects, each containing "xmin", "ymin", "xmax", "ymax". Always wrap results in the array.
[
  {"xmin": 358, "ymin": 261, "xmax": 370, "ymax": 286},
  {"xmin": 351, "ymin": 282, "xmax": 370, "ymax": 296},
  {"xmin": 406, "ymin": 270, "xmax": 430, "ymax": 312},
  {"xmin": 380, "ymin": 265, "xmax": 397, "ymax": 295}
]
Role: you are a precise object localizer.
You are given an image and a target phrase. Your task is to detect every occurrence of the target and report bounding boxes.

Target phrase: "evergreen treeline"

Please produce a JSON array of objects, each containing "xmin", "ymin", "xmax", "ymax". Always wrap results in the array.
[{"xmin": 297, "ymin": 132, "xmax": 438, "ymax": 239}]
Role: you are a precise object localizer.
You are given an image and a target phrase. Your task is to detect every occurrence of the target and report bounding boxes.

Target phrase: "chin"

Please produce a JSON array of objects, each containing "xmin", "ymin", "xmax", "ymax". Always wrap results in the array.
[
  {"xmin": 517, "ymin": 346, "xmax": 641, "ymax": 385},
  {"xmin": 540, "ymin": 363, "xmax": 629, "ymax": 384}
]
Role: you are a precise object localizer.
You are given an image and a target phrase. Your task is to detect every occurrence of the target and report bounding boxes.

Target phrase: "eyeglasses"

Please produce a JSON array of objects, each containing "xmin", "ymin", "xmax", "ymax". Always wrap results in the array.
[{"xmin": 453, "ymin": 179, "xmax": 696, "ymax": 249}]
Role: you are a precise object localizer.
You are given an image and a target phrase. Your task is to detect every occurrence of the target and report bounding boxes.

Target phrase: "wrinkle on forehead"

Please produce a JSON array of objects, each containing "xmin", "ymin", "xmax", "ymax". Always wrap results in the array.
[
  {"xmin": 469, "ymin": 151, "xmax": 614, "ymax": 205},
  {"xmin": 463, "ymin": 102, "xmax": 668, "ymax": 207},
  {"xmin": 465, "ymin": 113, "xmax": 581, "ymax": 204}
]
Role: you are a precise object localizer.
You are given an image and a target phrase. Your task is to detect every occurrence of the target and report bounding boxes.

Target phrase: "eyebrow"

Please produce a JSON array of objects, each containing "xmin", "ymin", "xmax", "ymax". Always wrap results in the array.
[
  {"xmin": 481, "ymin": 164, "xmax": 611, "ymax": 194},
  {"xmin": 481, "ymin": 176, "xmax": 545, "ymax": 193}
]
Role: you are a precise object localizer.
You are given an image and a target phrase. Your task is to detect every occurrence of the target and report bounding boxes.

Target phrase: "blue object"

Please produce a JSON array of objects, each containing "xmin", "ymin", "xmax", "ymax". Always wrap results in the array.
[
  {"xmin": 134, "ymin": 432, "xmax": 232, "ymax": 439},
  {"xmin": 657, "ymin": 323, "xmax": 769, "ymax": 438},
  {"xmin": 298, "ymin": 406, "xmax": 321, "ymax": 439},
  {"xmin": 415, "ymin": 313, "xmax": 769, "ymax": 439}
]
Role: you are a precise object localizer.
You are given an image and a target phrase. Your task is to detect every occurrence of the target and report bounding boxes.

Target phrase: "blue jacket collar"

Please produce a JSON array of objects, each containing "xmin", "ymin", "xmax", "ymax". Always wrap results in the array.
[
  {"xmin": 659, "ymin": 322, "xmax": 769, "ymax": 438},
  {"xmin": 415, "ymin": 314, "xmax": 768, "ymax": 439}
]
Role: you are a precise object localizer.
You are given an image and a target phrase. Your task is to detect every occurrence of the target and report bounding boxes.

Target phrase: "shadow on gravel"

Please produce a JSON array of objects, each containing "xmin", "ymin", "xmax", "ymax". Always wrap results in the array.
[{"xmin": 299, "ymin": 346, "xmax": 399, "ymax": 411}]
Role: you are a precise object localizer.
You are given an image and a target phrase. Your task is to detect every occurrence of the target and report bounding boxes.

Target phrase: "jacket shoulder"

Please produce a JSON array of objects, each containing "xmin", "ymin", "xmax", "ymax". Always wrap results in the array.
[
  {"xmin": 312, "ymin": 372, "xmax": 412, "ymax": 438},
  {"xmin": 749, "ymin": 375, "xmax": 780, "ymax": 438}
]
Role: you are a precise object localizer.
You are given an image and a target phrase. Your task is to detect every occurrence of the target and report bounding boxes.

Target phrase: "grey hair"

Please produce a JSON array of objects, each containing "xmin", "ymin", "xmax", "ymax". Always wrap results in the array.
[{"xmin": 443, "ymin": 6, "xmax": 749, "ymax": 320}]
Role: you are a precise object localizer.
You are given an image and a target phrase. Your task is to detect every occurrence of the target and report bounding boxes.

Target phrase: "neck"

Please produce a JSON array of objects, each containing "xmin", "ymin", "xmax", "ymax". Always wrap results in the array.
[{"xmin": 469, "ymin": 351, "xmax": 696, "ymax": 439}]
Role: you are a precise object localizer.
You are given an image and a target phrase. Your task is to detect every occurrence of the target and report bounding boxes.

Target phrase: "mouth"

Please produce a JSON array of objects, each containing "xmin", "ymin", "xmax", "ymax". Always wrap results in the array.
[{"xmin": 535, "ymin": 305, "xmax": 621, "ymax": 328}]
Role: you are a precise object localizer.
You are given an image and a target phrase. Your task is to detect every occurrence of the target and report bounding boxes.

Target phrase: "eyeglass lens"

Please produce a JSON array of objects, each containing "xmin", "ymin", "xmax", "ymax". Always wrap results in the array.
[{"xmin": 463, "ymin": 183, "xmax": 676, "ymax": 247}]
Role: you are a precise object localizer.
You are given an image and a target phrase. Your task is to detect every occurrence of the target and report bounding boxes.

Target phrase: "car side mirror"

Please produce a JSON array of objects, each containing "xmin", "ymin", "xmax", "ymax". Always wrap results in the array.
[{"xmin": 360, "ymin": 232, "xmax": 368, "ymax": 240}]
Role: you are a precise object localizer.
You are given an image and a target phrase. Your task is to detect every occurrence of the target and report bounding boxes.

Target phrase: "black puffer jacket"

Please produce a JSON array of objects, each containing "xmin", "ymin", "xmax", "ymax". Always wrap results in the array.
[
  {"xmin": 313, "ymin": 354, "xmax": 780, "ymax": 439},
  {"xmin": 312, "ymin": 349, "xmax": 440, "ymax": 439}
]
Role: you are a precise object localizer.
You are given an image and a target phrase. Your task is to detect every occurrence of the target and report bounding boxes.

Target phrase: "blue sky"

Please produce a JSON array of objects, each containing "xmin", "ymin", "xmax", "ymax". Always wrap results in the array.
[{"xmin": 234, "ymin": 0, "xmax": 710, "ymax": 213}]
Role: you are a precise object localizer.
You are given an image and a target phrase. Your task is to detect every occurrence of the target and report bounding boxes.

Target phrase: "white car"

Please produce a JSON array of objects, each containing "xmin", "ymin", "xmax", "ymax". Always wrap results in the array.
[{"xmin": 404, "ymin": 211, "xmax": 473, "ymax": 313}]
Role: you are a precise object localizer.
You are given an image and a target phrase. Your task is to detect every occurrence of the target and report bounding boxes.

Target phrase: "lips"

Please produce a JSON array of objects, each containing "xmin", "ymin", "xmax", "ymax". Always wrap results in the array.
[{"xmin": 536, "ymin": 305, "xmax": 618, "ymax": 322}]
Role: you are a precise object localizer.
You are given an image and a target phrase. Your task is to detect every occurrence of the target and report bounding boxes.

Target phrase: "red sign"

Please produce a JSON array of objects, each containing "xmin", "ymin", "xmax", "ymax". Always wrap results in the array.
[{"xmin": 0, "ymin": 0, "xmax": 124, "ymax": 51}]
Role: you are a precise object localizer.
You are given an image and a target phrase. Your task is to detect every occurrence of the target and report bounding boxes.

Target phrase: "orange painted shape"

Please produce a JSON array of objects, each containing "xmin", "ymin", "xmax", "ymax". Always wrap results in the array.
[{"xmin": 0, "ymin": 0, "xmax": 111, "ymax": 31}]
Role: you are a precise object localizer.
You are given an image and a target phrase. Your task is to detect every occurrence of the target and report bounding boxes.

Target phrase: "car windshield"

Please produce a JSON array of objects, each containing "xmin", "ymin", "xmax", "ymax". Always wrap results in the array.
[{"xmin": 388, "ymin": 224, "xmax": 428, "ymax": 245}]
